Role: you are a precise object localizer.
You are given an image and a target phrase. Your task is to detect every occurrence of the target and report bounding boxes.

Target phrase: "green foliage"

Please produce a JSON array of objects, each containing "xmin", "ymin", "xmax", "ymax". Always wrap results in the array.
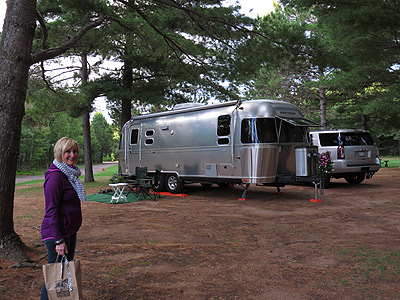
[
  {"xmin": 18, "ymin": 127, "xmax": 49, "ymax": 171},
  {"xmin": 91, "ymin": 112, "xmax": 118, "ymax": 163},
  {"xmin": 242, "ymin": 5, "xmax": 344, "ymax": 127},
  {"xmin": 19, "ymin": 77, "xmax": 85, "ymax": 171},
  {"xmin": 278, "ymin": 0, "xmax": 400, "ymax": 153},
  {"xmin": 86, "ymin": 0, "xmax": 254, "ymax": 125},
  {"xmin": 244, "ymin": 1, "xmax": 400, "ymax": 154},
  {"xmin": 109, "ymin": 173, "xmax": 125, "ymax": 184},
  {"xmin": 19, "ymin": 97, "xmax": 119, "ymax": 171},
  {"xmin": 19, "ymin": 108, "xmax": 83, "ymax": 171},
  {"xmin": 35, "ymin": 0, "xmax": 109, "ymax": 53}
]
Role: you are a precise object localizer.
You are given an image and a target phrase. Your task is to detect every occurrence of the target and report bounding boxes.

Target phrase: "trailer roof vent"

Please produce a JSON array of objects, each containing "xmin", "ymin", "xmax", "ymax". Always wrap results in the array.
[{"xmin": 172, "ymin": 103, "xmax": 205, "ymax": 110}]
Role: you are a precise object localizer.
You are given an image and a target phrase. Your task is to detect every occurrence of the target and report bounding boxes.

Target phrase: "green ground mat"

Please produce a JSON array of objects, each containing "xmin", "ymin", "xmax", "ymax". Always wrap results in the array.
[{"xmin": 86, "ymin": 192, "xmax": 158, "ymax": 204}]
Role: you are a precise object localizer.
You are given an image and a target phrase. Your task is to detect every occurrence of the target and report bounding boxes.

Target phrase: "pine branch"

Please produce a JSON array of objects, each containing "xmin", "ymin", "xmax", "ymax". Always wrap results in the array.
[
  {"xmin": 30, "ymin": 15, "xmax": 106, "ymax": 65},
  {"xmin": 35, "ymin": 11, "xmax": 48, "ymax": 51},
  {"xmin": 40, "ymin": 61, "xmax": 60, "ymax": 96}
]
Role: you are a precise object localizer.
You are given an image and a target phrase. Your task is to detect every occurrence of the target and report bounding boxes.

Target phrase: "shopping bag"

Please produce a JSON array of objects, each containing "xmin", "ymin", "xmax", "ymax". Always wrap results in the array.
[{"xmin": 43, "ymin": 255, "xmax": 82, "ymax": 300}]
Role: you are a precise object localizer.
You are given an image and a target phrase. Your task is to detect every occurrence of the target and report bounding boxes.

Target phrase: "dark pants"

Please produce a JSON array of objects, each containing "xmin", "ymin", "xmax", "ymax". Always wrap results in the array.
[{"xmin": 40, "ymin": 233, "xmax": 77, "ymax": 300}]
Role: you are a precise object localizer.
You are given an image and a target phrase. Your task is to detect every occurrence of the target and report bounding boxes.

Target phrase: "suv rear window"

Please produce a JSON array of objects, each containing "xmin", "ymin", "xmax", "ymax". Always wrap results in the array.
[{"xmin": 319, "ymin": 132, "xmax": 375, "ymax": 146}]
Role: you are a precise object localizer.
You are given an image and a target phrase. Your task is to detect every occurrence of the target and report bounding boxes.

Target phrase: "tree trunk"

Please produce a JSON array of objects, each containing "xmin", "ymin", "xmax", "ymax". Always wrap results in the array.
[
  {"xmin": 81, "ymin": 52, "xmax": 94, "ymax": 182},
  {"xmin": 361, "ymin": 111, "xmax": 367, "ymax": 130},
  {"xmin": 121, "ymin": 97, "xmax": 132, "ymax": 129},
  {"xmin": 319, "ymin": 86, "xmax": 328, "ymax": 130},
  {"xmin": 120, "ymin": 43, "xmax": 133, "ymax": 129},
  {"xmin": 398, "ymin": 140, "xmax": 400, "ymax": 156},
  {"xmin": 99, "ymin": 148, "xmax": 104, "ymax": 164},
  {"xmin": 0, "ymin": 0, "xmax": 36, "ymax": 262}
]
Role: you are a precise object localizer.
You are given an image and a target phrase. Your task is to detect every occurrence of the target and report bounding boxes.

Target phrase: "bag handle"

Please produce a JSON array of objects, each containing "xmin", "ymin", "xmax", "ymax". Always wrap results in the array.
[{"xmin": 57, "ymin": 255, "xmax": 73, "ymax": 292}]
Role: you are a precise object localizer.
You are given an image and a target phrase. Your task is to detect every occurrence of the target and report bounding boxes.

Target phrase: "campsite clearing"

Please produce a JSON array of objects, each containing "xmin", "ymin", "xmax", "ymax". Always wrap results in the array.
[{"xmin": 2, "ymin": 168, "xmax": 400, "ymax": 299}]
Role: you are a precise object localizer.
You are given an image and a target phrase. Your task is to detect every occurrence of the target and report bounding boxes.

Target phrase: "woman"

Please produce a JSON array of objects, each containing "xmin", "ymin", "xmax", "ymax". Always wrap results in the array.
[{"xmin": 40, "ymin": 137, "xmax": 86, "ymax": 300}]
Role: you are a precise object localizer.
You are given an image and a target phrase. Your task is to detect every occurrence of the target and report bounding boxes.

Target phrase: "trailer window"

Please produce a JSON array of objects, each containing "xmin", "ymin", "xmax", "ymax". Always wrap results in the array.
[
  {"xmin": 119, "ymin": 134, "xmax": 124, "ymax": 150},
  {"xmin": 218, "ymin": 138, "xmax": 229, "ymax": 145},
  {"xmin": 241, "ymin": 118, "xmax": 277, "ymax": 143},
  {"xmin": 278, "ymin": 120, "xmax": 305, "ymax": 143},
  {"xmin": 145, "ymin": 138, "xmax": 154, "ymax": 145},
  {"xmin": 217, "ymin": 115, "xmax": 231, "ymax": 136},
  {"xmin": 130, "ymin": 129, "xmax": 139, "ymax": 145},
  {"xmin": 146, "ymin": 129, "xmax": 154, "ymax": 136}
]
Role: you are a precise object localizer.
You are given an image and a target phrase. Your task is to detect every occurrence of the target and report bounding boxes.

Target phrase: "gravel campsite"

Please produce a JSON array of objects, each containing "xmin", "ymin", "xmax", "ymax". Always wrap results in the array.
[{"xmin": 1, "ymin": 167, "xmax": 399, "ymax": 300}]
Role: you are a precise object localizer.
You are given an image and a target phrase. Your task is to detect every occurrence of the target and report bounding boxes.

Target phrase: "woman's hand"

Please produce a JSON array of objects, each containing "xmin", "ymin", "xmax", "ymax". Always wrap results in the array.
[{"xmin": 55, "ymin": 242, "xmax": 68, "ymax": 256}]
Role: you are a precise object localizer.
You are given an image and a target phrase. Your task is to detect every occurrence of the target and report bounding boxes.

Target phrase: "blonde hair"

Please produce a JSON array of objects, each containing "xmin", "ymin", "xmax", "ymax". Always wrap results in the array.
[{"xmin": 54, "ymin": 137, "xmax": 79, "ymax": 163}]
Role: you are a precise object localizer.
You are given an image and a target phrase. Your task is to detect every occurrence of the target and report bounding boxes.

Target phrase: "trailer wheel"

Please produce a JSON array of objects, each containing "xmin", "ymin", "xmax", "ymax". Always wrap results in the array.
[
  {"xmin": 217, "ymin": 183, "xmax": 229, "ymax": 189},
  {"xmin": 166, "ymin": 174, "xmax": 184, "ymax": 194},
  {"xmin": 200, "ymin": 183, "xmax": 213, "ymax": 188},
  {"xmin": 344, "ymin": 173, "xmax": 365, "ymax": 184},
  {"xmin": 152, "ymin": 173, "xmax": 166, "ymax": 192}
]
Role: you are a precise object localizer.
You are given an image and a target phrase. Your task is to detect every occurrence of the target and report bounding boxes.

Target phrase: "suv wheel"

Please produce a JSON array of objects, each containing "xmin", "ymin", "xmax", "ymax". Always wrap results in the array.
[{"xmin": 344, "ymin": 173, "xmax": 365, "ymax": 184}]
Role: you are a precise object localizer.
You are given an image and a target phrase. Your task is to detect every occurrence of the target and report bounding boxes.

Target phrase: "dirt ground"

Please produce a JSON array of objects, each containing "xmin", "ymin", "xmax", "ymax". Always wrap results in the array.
[{"xmin": 1, "ymin": 168, "xmax": 400, "ymax": 300}]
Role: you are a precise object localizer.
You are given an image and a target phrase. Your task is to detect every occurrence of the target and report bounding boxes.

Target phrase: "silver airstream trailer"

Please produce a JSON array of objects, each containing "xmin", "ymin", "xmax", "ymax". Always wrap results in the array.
[{"xmin": 119, "ymin": 99, "xmax": 319, "ymax": 196}]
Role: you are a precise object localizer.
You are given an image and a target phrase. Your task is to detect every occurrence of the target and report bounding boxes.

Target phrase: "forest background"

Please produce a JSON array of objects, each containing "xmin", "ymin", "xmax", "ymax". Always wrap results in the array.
[{"xmin": 1, "ymin": 0, "xmax": 400, "ymax": 176}]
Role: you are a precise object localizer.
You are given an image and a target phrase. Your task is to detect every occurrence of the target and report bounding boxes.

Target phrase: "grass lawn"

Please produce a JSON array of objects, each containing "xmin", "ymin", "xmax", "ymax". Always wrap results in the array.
[
  {"xmin": 380, "ymin": 156, "xmax": 400, "ymax": 168},
  {"xmin": 91, "ymin": 164, "xmax": 118, "ymax": 177},
  {"xmin": 16, "ymin": 163, "xmax": 119, "ymax": 186}
]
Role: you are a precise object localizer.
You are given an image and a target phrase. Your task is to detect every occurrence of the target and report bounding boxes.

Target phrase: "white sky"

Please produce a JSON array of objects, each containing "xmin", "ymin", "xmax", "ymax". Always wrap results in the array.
[
  {"xmin": 0, "ymin": 0, "xmax": 274, "ymax": 122},
  {"xmin": 231, "ymin": 0, "xmax": 275, "ymax": 17}
]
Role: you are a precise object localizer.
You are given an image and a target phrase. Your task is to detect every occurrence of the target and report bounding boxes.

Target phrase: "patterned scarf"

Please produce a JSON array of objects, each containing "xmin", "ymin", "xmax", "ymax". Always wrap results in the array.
[{"xmin": 53, "ymin": 159, "xmax": 86, "ymax": 203}]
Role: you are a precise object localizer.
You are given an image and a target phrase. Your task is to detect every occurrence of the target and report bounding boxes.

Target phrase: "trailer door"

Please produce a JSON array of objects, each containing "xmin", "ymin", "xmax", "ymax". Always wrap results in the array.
[
  {"xmin": 127, "ymin": 125, "xmax": 142, "ymax": 174},
  {"xmin": 118, "ymin": 126, "xmax": 127, "ymax": 175}
]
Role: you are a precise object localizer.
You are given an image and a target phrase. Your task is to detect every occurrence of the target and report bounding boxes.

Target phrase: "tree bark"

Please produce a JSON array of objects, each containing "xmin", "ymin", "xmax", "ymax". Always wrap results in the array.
[
  {"xmin": 361, "ymin": 111, "xmax": 367, "ymax": 130},
  {"xmin": 398, "ymin": 140, "xmax": 400, "ymax": 156},
  {"xmin": 319, "ymin": 86, "xmax": 327, "ymax": 130},
  {"xmin": 120, "ymin": 43, "xmax": 133, "ymax": 128},
  {"xmin": 0, "ymin": 0, "xmax": 37, "ymax": 262},
  {"xmin": 99, "ymin": 149, "xmax": 104, "ymax": 164},
  {"xmin": 81, "ymin": 52, "xmax": 94, "ymax": 182}
]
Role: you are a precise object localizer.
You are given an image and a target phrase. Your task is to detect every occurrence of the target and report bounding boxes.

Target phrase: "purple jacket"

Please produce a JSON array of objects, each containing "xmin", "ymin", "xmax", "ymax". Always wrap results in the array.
[{"xmin": 41, "ymin": 163, "xmax": 82, "ymax": 242}]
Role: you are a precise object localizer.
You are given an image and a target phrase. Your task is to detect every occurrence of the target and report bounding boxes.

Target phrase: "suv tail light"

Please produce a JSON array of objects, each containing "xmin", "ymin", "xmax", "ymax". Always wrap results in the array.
[{"xmin": 338, "ymin": 146, "xmax": 345, "ymax": 159}]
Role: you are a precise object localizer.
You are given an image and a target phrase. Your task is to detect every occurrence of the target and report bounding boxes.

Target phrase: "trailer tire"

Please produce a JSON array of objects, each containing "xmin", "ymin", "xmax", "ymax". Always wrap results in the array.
[
  {"xmin": 152, "ymin": 173, "xmax": 166, "ymax": 192},
  {"xmin": 166, "ymin": 174, "xmax": 184, "ymax": 194},
  {"xmin": 217, "ymin": 183, "xmax": 229, "ymax": 189},
  {"xmin": 200, "ymin": 183, "xmax": 213, "ymax": 188}
]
